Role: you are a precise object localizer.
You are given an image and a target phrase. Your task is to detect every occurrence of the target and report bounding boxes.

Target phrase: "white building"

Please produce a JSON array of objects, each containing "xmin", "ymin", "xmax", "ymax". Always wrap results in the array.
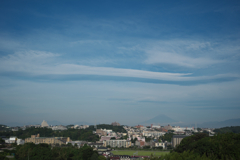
[
  {"xmin": 17, "ymin": 139, "xmax": 25, "ymax": 145},
  {"xmin": 52, "ymin": 125, "xmax": 67, "ymax": 130},
  {"xmin": 153, "ymin": 142, "xmax": 165, "ymax": 149},
  {"xmin": 5, "ymin": 137, "xmax": 17, "ymax": 144},
  {"xmin": 103, "ymin": 140, "xmax": 131, "ymax": 148},
  {"xmin": 41, "ymin": 120, "xmax": 49, "ymax": 127}
]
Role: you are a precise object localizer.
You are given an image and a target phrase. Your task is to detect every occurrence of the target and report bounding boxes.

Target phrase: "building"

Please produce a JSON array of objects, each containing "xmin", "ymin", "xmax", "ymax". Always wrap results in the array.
[
  {"xmin": 96, "ymin": 129, "xmax": 107, "ymax": 136},
  {"xmin": 151, "ymin": 142, "xmax": 165, "ymax": 149},
  {"xmin": 17, "ymin": 139, "xmax": 25, "ymax": 145},
  {"xmin": 66, "ymin": 141, "xmax": 87, "ymax": 148},
  {"xmin": 4, "ymin": 137, "xmax": 17, "ymax": 144},
  {"xmin": 135, "ymin": 125, "xmax": 144, "ymax": 129},
  {"xmin": 111, "ymin": 122, "xmax": 120, "ymax": 126},
  {"xmin": 164, "ymin": 124, "xmax": 172, "ymax": 131},
  {"xmin": 142, "ymin": 131, "xmax": 165, "ymax": 138},
  {"xmin": 103, "ymin": 140, "xmax": 131, "ymax": 148},
  {"xmin": 41, "ymin": 120, "xmax": 49, "ymax": 127},
  {"xmin": 172, "ymin": 135, "xmax": 189, "ymax": 148},
  {"xmin": 151, "ymin": 124, "xmax": 161, "ymax": 129},
  {"xmin": 25, "ymin": 134, "xmax": 71, "ymax": 146},
  {"xmin": 52, "ymin": 125, "xmax": 67, "ymax": 130},
  {"xmin": 100, "ymin": 136, "xmax": 113, "ymax": 141},
  {"xmin": 88, "ymin": 142, "xmax": 103, "ymax": 148}
]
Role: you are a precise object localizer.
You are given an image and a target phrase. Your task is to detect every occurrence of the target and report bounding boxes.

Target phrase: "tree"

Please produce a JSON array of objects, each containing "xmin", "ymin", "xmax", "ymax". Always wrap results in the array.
[
  {"xmin": 98, "ymin": 155, "xmax": 107, "ymax": 160},
  {"xmin": 174, "ymin": 133, "xmax": 208, "ymax": 153},
  {"xmin": 90, "ymin": 153, "xmax": 99, "ymax": 160},
  {"xmin": 15, "ymin": 143, "xmax": 52, "ymax": 160},
  {"xmin": 131, "ymin": 138, "xmax": 137, "ymax": 144},
  {"xmin": 173, "ymin": 133, "xmax": 240, "ymax": 159}
]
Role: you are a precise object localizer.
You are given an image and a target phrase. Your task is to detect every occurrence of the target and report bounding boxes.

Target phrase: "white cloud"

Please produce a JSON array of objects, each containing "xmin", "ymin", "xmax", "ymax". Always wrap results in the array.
[
  {"xmin": 0, "ymin": 50, "xmax": 238, "ymax": 82},
  {"xmin": 145, "ymin": 51, "xmax": 221, "ymax": 68},
  {"xmin": 143, "ymin": 40, "xmax": 224, "ymax": 68}
]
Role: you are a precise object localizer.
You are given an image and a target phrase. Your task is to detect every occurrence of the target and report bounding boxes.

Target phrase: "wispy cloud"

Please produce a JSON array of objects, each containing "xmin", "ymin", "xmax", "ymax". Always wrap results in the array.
[
  {"xmin": 145, "ymin": 51, "xmax": 222, "ymax": 68},
  {"xmin": 143, "ymin": 40, "xmax": 224, "ymax": 68},
  {"xmin": 0, "ymin": 50, "xmax": 238, "ymax": 83}
]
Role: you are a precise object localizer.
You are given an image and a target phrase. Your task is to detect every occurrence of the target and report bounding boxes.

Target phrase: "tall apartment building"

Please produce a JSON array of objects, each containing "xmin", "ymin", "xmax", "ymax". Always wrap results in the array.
[
  {"xmin": 25, "ymin": 134, "xmax": 71, "ymax": 146},
  {"xmin": 172, "ymin": 135, "xmax": 189, "ymax": 148},
  {"xmin": 103, "ymin": 140, "xmax": 131, "ymax": 148}
]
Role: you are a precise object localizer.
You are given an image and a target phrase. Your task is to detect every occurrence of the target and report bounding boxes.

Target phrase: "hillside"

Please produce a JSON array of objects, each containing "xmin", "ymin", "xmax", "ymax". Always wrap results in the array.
[{"xmin": 213, "ymin": 126, "xmax": 240, "ymax": 133}]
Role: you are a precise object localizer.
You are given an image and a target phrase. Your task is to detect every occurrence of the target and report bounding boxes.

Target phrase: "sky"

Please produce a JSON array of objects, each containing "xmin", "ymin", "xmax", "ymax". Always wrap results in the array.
[{"xmin": 0, "ymin": 0, "xmax": 240, "ymax": 126}]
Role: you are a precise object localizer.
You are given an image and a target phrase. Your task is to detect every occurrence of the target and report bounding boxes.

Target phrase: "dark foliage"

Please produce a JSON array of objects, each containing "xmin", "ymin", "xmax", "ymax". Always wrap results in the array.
[
  {"xmin": 15, "ymin": 143, "xmax": 98, "ymax": 160},
  {"xmin": 213, "ymin": 126, "xmax": 240, "ymax": 133},
  {"xmin": 173, "ymin": 132, "xmax": 240, "ymax": 159},
  {"xmin": 161, "ymin": 132, "xmax": 174, "ymax": 142},
  {"xmin": 0, "ymin": 124, "xmax": 10, "ymax": 131},
  {"xmin": 0, "ymin": 127, "xmax": 99, "ymax": 142}
]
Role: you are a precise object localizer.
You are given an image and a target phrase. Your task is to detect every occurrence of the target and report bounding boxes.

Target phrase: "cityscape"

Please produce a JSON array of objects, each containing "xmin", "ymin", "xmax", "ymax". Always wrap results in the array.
[{"xmin": 1, "ymin": 119, "xmax": 239, "ymax": 159}]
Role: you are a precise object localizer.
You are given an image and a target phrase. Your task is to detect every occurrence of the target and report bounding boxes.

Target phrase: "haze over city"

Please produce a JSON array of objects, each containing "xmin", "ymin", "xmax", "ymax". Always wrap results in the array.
[{"xmin": 0, "ymin": 0, "xmax": 240, "ymax": 126}]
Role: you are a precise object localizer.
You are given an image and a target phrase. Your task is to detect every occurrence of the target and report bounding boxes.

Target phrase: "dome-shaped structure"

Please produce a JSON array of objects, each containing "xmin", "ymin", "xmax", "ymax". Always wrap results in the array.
[{"xmin": 41, "ymin": 120, "xmax": 49, "ymax": 127}]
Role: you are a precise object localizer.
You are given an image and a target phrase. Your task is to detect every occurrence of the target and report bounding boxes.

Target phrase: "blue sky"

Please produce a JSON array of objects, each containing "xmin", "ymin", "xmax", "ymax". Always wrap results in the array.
[{"xmin": 0, "ymin": 0, "xmax": 240, "ymax": 126}]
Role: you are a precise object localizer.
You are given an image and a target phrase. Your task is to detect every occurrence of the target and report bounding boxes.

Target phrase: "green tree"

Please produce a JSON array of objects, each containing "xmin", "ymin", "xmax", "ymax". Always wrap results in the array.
[
  {"xmin": 16, "ymin": 143, "xmax": 52, "ymax": 160},
  {"xmin": 98, "ymin": 155, "xmax": 107, "ymax": 160},
  {"xmin": 90, "ymin": 152, "xmax": 99, "ymax": 160}
]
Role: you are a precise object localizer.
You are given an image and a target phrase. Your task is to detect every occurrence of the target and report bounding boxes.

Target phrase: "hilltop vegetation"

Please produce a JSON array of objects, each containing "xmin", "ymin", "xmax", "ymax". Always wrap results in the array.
[
  {"xmin": 146, "ymin": 133, "xmax": 240, "ymax": 160},
  {"xmin": 0, "ymin": 124, "xmax": 126, "ymax": 142},
  {"xmin": 213, "ymin": 126, "xmax": 240, "ymax": 133},
  {"xmin": 14, "ymin": 143, "xmax": 105, "ymax": 160},
  {"xmin": 0, "ymin": 127, "xmax": 99, "ymax": 142}
]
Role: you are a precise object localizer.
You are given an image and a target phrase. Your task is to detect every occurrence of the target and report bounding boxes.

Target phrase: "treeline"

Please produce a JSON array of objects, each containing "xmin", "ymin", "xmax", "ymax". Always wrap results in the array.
[
  {"xmin": 14, "ymin": 143, "xmax": 106, "ymax": 160},
  {"xmin": 214, "ymin": 126, "xmax": 240, "ymax": 133},
  {"xmin": 145, "ymin": 133, "xmax": 240, "ymax": 160},
  {"xmin": 0, "ymin": 127, "xmax": 99, "ymax": 142}
]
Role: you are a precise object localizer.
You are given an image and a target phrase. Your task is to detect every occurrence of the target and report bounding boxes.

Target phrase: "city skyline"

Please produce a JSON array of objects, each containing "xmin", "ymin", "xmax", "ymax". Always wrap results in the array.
[{"xmin": 0, "ymin": 0, "xmax": 240, "ymax": 125}]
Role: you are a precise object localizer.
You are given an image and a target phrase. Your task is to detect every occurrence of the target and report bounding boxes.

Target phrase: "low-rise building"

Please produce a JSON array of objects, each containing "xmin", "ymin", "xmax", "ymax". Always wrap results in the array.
[
  {"xmin": 103, "ymin": 140, "xmax": 131, "ymax": 148},
  {"xmin": 96, "ymin": 129, "xmax": 107, "ymax": 136},
  {"xmin": 52, "ymin": 125, "xmax": 67, "ymax": 130},
  {"xmin": 17, "ymin": 139, "xmax": 25, "ymax": 145},
  {"xmin": 5, "ymin": 137, "xmax": 17, "ymax": 144},
  {"xmin": 25, "ymin": 134, "xmax": 71, "ymax": 146},
  {"xmin": 151, "ymin": 142, "xmax": 165, "ymax": 149},
  {"xmin": 66, "ymin": 141, "xmax": 87, "ymax": 148}
]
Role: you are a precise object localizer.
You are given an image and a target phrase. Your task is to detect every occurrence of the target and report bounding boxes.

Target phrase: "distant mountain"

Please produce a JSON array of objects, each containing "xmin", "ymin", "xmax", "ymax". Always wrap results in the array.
[
  {"xmin": 198, "ymin": 118, "xmax": 240, "ymax": 128},
  {"xmin": 139, "ymin": 114, "xmax": 179, "ymax": 126}
]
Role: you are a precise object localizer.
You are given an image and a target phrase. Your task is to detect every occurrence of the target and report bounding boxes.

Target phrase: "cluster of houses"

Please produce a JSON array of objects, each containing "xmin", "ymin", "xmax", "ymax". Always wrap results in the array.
[{"xmin": 1, "ymin": 121, "xmax": 216, "ymax": 159}]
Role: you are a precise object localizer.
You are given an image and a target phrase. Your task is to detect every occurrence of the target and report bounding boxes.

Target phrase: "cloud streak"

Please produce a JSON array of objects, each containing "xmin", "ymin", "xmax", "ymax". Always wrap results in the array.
[
  {"xmin": 145, "ymin": 51, "xmax": 222, "ymax": 68},
  {"xmin": 143, "ymin": 40, "xmax": 224, "ymax": 68},
  {"xmin": 0, "ymin": 50, "xmax": 238, "ymax": 83}
]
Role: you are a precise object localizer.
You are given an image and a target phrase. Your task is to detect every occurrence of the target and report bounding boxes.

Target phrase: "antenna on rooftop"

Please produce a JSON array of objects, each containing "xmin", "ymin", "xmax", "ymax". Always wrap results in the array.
[{"xmin": 94, "ymin": 120, "xmax": 97, "ymax": 129}]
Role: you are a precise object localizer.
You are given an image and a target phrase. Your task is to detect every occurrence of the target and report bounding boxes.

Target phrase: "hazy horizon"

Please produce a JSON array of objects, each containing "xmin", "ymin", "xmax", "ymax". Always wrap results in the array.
[{"xmin": 1, "ymin": 0, "xmax": 240, "ymax": 126}]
